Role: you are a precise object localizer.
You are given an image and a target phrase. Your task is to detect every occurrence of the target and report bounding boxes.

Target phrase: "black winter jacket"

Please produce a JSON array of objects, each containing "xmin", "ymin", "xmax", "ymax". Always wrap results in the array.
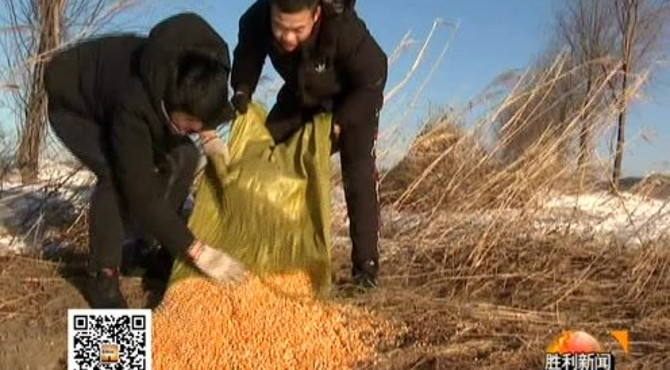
[
  {"xmin": 44, "ymin": 13, "xmax": 231, "ymax": 255},
  {"xmin": 231, "ymin": 0, "xmax": 387, "ymax": 129}
]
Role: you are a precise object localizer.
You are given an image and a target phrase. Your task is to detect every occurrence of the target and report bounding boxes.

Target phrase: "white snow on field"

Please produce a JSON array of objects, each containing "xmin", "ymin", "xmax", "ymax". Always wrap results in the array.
[
  {"xmin": 534, "ymin": 191, "xmax": 670, "ymax": 246},
  {"xmin": 2, "ymin": 160, "xmax": 670, "ymax": 255},
  {"xmin": 0, "ymin": 233, "xmax": 30, "ymax": 256},
  {"xmin": 1, "ymin": 159, "xmax": 95, "ymax": 190},
  {"xmin": 1, "ymin": 160, "xmax": 94, "ymax": 256}
]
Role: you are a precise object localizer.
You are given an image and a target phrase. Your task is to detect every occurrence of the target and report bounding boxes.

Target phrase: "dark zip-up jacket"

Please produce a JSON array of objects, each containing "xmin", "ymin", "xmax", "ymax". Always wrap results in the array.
[
  {"xmin": 231, "ymin": 0, "xmax": 387, "ymax": 128},
  {"xmin": 44, "ymin": 13, "xmax": 231, "ymax": 255}
]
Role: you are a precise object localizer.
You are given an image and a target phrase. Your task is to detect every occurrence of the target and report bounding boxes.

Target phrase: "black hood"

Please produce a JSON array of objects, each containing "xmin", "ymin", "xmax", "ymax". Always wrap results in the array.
[{"xmin": 139, "ymin": 12, "xmax": 233, "ymax": 126}]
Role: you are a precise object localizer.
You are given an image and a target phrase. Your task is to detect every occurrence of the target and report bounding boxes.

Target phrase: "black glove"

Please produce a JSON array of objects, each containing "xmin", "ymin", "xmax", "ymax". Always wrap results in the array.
[
  {"xmin": 231, "ymin": 91, "xmax": 250, "ymax": 114},
  {"xmin": 352, "ymin": 259, "xmax": 379, "ymax": 289}
]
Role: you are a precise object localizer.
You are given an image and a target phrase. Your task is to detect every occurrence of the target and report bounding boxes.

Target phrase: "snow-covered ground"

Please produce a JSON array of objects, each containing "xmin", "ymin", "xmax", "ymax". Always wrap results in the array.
[
  {"xmin": 1, "ymin": 160, "xmax": 94, "ymax": 256},
  {"xmin": 2, "ymin": 161, "xmax": 670, "ymax": 256},
  {"xmin": 331, "ymin": 187, "xmax": 670, "ymax": 249},
  {"xmin": 534, "ymin": 191, "xmax": 670, "ymax": 246}
]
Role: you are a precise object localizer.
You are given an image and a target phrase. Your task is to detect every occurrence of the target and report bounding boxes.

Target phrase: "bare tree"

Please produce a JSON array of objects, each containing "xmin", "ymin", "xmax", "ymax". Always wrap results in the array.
[
  {"xmin": 557, "ymin": 0, "xmax": 618, "ymax": 172},
  {"xmin": 611, "ymin": 0, "xmax": 668, "ymax": 190},
  {"xmin": 1, "ymin": 0, "xmax": 138, "ymax": 184},
  {"xmin": 550, "ymin": 0, "xmax": 669, "ymax": 188},
  {"xmin": 12, "ymin": 0, "xmax": 65, "ymax": 184}
]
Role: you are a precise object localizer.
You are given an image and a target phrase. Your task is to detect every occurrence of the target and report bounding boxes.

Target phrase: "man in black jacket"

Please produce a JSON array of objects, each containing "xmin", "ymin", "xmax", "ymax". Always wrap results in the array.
[
  {"xmin": 44, "ymin": 13, "xmax": 246, "ymax": 309},
  {"xmin": 230, "ymin": 0, "xmax": 387, "ymax": 288}
]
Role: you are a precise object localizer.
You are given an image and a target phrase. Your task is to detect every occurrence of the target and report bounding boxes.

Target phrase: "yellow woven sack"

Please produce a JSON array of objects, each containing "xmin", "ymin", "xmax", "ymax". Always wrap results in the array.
[{"xmin": 168, "ymin": 102, "xmax": 333, "ymax": 299}]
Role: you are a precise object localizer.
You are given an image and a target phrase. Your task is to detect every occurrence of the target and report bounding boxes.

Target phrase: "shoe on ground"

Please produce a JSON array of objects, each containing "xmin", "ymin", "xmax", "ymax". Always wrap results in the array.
[
  {"xmin": 352, "ymin": 259, "xmax": 379, "ymax": 289},
  {"xmin": 86, "ymin": 268, "xmax": 128, "ymax": 309}
]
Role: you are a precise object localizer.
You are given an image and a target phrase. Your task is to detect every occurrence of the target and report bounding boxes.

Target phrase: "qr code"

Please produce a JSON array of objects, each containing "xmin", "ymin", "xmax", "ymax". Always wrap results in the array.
[{"xmin": 68, "ymin": 309, "xmax": 152, "ymax": 370}]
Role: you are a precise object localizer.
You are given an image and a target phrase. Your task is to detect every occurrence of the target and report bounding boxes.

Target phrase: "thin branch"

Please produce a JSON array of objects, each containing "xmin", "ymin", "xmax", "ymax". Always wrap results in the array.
[
  {"xmin": 409, "ymin": 21, "xmax": 460, "ymax": 108},
  {"xmin": 384, "ymin": 18, "xmax": 448, "ymax": 104}
]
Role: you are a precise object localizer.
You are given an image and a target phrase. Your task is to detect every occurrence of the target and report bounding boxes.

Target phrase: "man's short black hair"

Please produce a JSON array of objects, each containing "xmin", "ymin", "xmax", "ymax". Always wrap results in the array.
[
  {"xmin": 270, "ymin": 0, "xmax": 320, "ymax": 13},
  {"xmin": 164, "ymin": 50, "xmax": 231, "ymax": 129}
]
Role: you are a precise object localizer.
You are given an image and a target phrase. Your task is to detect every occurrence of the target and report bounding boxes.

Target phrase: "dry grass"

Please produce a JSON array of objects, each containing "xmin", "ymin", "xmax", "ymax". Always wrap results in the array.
[
  {"xmin": 340, "ymin": 215, "xmax": 670, "ymax": 368},
  {"xmin": 363, "ymin": 55, "xmax": 670, "ymax": 368},
  {"xmin": 380, "ymin": 55, "xmax": 641, "ymax": 214},
  {"xmin": 380, "ymin": 116, "xmax": 498, "ymax": 212},
  {"xmin": 625, "ymin": 174, "xmax": 670, "ymax": 200}
]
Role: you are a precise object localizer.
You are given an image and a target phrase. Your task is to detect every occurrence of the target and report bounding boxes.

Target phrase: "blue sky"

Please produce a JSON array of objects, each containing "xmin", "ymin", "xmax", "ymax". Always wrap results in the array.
[{"xmin": 1, "ymin": 0, "xmax": 668, "ymax": 176}]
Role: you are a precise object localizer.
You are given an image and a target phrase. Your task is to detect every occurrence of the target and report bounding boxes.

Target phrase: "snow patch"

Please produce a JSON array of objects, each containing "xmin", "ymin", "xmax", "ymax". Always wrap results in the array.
[
  {"xmin": 1, "ymin": 160, "xmax": 93, "ymax": 255},
  {"xmin": 535, "ymin": 191, "xmax": 670, "ymax": 246},
  {"xmin": 3, "ymin": 161, "xmax": 670, "ymax": 256}
]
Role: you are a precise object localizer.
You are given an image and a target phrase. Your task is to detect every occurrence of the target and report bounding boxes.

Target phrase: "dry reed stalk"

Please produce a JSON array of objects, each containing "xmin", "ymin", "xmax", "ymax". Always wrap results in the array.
[
  {"xmin": 357, "ymin": 216, "xmax": 670, "ymax": 368},
  {"xmin": 365, "ymin": 51, "xmax": 670, "ymax": 367},
  {"xmin": 380, "ymin": 55, "xmax": 646, "ymax": 216},
  {"xmin": 384, "ymin": 18, "xmax": 449, "ymax": 104}
]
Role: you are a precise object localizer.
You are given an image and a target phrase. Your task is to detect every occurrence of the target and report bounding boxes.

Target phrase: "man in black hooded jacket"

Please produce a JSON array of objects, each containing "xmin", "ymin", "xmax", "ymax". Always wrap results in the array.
[
  {"xmin": 44, "ymin": 12, "xmax": 245, "ymax": 308},
  {"xmin": 230, "ymin": 0, "xmax": 387, "ymax": 288}
]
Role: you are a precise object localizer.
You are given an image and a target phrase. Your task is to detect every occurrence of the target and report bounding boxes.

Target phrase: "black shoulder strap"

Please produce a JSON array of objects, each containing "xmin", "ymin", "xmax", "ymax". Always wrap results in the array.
[
  {"xmin": 314, "ymin": 0, "xmax": 357, "ymax": 64},
  {"xmin": 321, "ymin": 0, "xmax": 355, "ymax": 17}
]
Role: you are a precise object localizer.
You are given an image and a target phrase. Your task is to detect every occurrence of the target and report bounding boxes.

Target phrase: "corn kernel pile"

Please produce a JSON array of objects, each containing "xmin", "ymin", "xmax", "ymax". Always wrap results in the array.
[{"xmin": 152, "ymin": 272, "xmax": 390, "ymax": 369}]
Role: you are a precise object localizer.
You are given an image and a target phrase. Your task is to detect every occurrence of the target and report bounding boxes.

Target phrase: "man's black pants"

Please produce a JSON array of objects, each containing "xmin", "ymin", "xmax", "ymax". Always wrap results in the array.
[
  {"xmin": 48, "ymin": 107, "xmax": 199, "ymax": 274},
  {"xmin": 266, "ymin": 89, "xmax": 380, "ymax": 276}
]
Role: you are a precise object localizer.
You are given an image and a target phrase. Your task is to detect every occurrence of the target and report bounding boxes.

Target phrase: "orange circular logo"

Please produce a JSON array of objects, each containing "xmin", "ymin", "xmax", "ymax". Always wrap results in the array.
[
  {"xmin": 545, "ymin": 330, "xmax": 628, "ymax": 369},
  {"xmin": 546, "ymin": 330, "xmax": 603, "ymax": 354}
]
